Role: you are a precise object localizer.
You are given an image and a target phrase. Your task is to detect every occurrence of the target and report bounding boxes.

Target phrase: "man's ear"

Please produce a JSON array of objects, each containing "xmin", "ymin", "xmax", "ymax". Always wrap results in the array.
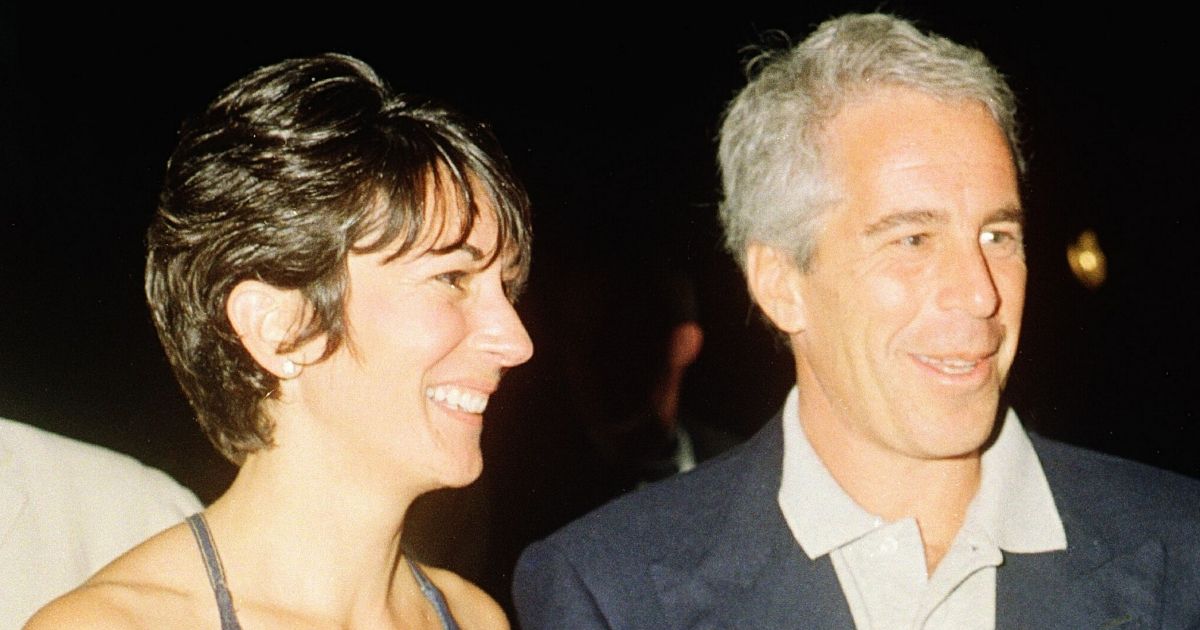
[
  {"xmin": 226, "ymin": 280, "xmax": 311, "ymax": 378},
  {"xmin": 745, "ymin": 243, "xmax": 807, "ymax": 334}
]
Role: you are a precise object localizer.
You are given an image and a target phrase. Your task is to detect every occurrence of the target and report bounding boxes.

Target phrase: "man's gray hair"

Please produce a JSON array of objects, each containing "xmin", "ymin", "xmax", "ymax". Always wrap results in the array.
[{"xmin": 718, "ymin": 13, "xmax": 1022, "ymax": 271}]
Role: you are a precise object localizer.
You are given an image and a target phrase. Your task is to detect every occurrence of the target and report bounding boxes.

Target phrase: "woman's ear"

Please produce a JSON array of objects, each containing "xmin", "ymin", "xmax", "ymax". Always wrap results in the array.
[
  {"xmin": 745, "ymin": 243, "xmax": 807, "ymax": 335},
  {"xmin": 226, "ymin": 280, "xmax": 310, "ymax": 379}
]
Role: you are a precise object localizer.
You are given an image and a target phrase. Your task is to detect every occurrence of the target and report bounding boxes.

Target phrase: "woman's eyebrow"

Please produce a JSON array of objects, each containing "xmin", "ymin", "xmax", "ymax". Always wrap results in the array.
[
  {"xmin": 459, "ymin": 243, "xmax": 485, "ymax": 260},
  {"xmin": 426, "ymin": 242, "xmax": 484, "ymax": 260}
]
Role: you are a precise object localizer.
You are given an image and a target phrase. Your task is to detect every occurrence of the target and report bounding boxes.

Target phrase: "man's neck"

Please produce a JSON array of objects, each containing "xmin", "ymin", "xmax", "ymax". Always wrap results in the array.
[{"xmin": 797, "ymin": 403, "xmax": 982, "ymax": 573}]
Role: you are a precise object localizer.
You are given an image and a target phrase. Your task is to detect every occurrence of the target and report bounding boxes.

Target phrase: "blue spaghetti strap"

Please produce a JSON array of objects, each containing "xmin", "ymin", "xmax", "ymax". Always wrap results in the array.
[
  {"xmin": 186, "ymin": 513, "xmax": 244, "ymax": 630},
  {"xmin": 186, "ymin": 512, "xmax": 456, "ymax": 629},
  {"xmin": 406, "ymin": 556, "xmax": 462, "ymax": 630}
]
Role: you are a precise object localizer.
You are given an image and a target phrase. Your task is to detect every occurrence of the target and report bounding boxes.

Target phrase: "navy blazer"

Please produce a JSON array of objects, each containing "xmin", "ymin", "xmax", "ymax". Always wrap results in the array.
[{"xmin": 514, "ymin": 412, "xmax": 1200, "ymax": 629}]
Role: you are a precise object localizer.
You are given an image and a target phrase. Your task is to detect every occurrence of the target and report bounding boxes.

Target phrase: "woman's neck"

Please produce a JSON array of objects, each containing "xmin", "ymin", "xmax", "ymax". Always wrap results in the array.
[{"xmin": 201, "ymin": 435, "xmax": 433, "ymax": 627}]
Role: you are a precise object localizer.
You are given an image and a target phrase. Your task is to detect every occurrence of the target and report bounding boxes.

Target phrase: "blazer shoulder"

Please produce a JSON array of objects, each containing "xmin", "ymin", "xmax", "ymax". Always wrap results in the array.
[
  {"xmin": 1031, "ymin": 432, "xmax": 1200, "ymax": 551},
  {"xmin": 1032, "ymin": 433, "xmax": 1200, "ymax": 518},
  {"xmin": 515, "ymin": 414, "xmax": 786, "ymax": 630}
]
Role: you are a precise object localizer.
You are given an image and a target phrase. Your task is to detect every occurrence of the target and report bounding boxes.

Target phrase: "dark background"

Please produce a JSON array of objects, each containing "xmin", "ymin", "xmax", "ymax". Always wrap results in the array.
[{"xmin": 3, "ymin": 3, "xmax": 1197, "ymax": 614}]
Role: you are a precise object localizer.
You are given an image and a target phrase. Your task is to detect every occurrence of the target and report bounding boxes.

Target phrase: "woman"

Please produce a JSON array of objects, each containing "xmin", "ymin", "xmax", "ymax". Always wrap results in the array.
[{"xmin": 29, "ymin": 53, "xmax": 532, "ymax": 629}]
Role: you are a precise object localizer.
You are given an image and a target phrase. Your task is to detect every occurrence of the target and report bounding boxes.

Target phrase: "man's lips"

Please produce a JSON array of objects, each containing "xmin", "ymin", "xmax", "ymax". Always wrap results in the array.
[
  {"xmin": 910, "ymin": 350, "xmax": 997, "ymax": 378},
  {"xmin": 913, "ymin": 354, "xmax": 980, "ymax": 375}
]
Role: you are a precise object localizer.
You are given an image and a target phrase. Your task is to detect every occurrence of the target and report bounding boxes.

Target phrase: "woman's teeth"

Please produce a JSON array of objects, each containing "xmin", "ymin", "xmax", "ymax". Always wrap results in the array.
[{"xmin": 426, "ymin": 386, "xmax": 489, "ymax": 414}]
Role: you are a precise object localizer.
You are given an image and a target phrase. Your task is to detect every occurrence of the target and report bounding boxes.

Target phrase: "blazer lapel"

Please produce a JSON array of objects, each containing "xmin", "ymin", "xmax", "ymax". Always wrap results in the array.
[
  {"xmin": 998, "ymin": 436, "xmax": 1166, "ymax": 629},
  {"xmin": 650, "ymin": 413, "xmax": 855, "ymax": 630},
  {"xmin": 998, "ymin": 536, "xmax": 1164, "ymax": 628}
]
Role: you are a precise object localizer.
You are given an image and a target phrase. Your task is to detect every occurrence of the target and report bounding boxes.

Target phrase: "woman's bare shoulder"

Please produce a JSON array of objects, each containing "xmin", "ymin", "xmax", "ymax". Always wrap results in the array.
[
  {"xmin": 26, "ymin": 522, "xmax": 208, "ymax": 629},
  {"xmin": 420, "ymin": 564, "xmax": 509, "ymax": 630},
  {"xmin": 25, "ymin": 582, "xmax": 149, "ymax": 630}
]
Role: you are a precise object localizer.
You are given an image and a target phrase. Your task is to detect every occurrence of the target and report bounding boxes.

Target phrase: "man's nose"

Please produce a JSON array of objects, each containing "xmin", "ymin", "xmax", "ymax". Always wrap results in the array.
[{"xmin": 936, "ymin": 241, "xmax": 1001, "ymax": 318}]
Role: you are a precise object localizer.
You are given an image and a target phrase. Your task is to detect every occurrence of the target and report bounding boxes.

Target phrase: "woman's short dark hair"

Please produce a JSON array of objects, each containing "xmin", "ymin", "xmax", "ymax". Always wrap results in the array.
[{"xmin": 146, "ymin": 53, "xmax": 531, "ymax": 463}]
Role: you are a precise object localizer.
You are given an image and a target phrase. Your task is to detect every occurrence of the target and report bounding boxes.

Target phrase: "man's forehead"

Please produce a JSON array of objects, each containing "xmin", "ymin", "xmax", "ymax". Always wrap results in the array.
[
  {"xmin": 828, "ymin": 89, "xmax": 1010, "ymax": 160},
  {"xmin": 821, "ymin": 90, "xmax": 1018, "ymax": 204}
]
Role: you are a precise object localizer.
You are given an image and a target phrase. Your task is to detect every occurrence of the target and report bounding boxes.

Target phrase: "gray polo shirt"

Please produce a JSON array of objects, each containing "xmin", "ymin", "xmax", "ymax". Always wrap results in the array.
[{"xmin": 776, "ymin": 388, "xmax": 1067, "ymax": 629}]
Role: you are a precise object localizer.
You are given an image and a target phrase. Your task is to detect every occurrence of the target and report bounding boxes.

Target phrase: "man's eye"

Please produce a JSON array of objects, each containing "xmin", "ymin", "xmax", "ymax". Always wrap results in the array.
[
  {"xmin": 898, "ymin": 233, "xmax": 928, "ymax": 247},
  {"xmin": 981, "ymin": 229, "xmax": 1023, "ymax": 250},
  {"xmin": 981, "ymin": 230, "xmax": 1004, "ymax": 244}
]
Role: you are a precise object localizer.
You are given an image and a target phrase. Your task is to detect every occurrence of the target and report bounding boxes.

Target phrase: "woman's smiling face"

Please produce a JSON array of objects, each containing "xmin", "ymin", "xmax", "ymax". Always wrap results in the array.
[{"xmin": 292, "ymin": 200, "xmax": 533, "ymax": 491}]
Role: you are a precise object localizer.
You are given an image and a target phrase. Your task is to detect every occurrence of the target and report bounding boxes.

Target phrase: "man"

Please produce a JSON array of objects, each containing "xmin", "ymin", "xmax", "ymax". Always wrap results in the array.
[
  {"xmin": 0, "ymin": 417, "xmax": 200, "ymax": 627},
  {"xmin": 513, "ymin": 13, "xmax": 1200, "ymax": 628}
]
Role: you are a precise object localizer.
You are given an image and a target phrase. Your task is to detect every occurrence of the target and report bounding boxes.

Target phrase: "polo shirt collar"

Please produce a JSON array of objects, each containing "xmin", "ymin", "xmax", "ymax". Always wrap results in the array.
[{"xmin": 776, "ymin": 387, "xmax": 1066, "ymax": 560}]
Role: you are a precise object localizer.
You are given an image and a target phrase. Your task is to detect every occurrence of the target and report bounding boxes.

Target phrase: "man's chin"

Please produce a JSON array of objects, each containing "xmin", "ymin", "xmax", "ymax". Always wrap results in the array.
[{"xmin": 903, "ymin": 403, "xmax": 1000, "ymax": 461}]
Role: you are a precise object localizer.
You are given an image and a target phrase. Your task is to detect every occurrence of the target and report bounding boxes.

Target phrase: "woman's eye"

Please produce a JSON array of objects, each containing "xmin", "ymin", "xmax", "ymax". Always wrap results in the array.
[{"xmin": 436, "ymin": 271, "xmax": 468, "ymax": 290}]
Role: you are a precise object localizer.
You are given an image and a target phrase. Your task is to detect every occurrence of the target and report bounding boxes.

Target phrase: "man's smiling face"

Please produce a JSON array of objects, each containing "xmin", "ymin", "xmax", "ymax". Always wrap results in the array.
[{"xmin": 790, "ymin": 87, "xmax": 1026, "ymax": 464}]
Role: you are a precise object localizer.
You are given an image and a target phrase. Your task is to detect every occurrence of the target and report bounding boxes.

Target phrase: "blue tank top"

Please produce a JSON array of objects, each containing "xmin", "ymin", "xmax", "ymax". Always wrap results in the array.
[{"xmin": 186, "ymin": 513, "xmax": 460, "ymax": 630}]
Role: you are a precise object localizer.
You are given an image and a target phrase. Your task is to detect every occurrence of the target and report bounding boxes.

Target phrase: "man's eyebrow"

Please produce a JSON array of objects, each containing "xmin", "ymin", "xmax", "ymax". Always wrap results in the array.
[
  {"xmin": 862, "ymin": 206, "xmax": 1026, "ymax": 237},
  {"xmin": 985, "ymin": 206, "xmax": 1025, "ymax": 226},
  {"xmin": 863, "ymin": 210, "xmax": 946, "ymax": 236}
]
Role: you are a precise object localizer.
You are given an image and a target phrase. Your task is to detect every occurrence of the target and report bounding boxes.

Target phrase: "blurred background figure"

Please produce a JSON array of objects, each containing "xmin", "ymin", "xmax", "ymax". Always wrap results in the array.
[
  {"xmin": 569, "ymin": 261, "xmax": 741, "ymax": 490},
  {"xmin": 1, "ymin": 416, "xmax": 199, "ymax": 628}
]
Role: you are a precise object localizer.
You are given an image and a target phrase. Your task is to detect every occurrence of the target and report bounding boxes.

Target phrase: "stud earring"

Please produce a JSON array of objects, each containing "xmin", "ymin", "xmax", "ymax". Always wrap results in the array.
[{"xmin": 281, "ymin": 359, "xmax": 301, "ymax": 378}]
